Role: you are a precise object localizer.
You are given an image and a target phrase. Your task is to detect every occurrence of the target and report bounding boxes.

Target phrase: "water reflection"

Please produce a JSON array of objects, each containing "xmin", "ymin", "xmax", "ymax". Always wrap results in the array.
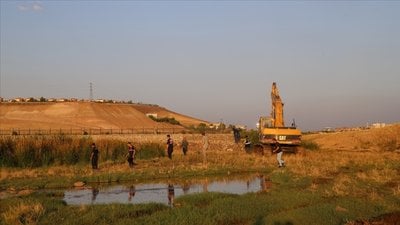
[
  {"xmin": 91, "ymin": 187, "xmax": 99, "ymax": 202},
  {"xmin": 167, "ymin": 184, "xmax": 174, "ymax": 207},
  {"xmin": 182, "ymin": 182, "xmax": 190, "ymax": 194},
  {"xmin": 64, "ymin": 174, "xmax": 271, "ymax": 206},
  {"xmin": 259, "ymin": 174, "xmax": 273, "ymax": 192},
  {"xmin": 202, "ymin": 178, "xmax": 208, "ymax": 193},
  {"xmin": 128, "ymin": 185, "xmax": 136, "ymax": 202}
]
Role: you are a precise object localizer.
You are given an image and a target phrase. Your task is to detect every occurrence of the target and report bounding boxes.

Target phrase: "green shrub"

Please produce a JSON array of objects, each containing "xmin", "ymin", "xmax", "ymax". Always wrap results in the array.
[
  {"xmin": 241, "ymin": 130, "xmax": 260, "ymax": 144},
  {"xmin": 40, "ymin": 140, "xmax": 55, "ymax": 166},
  {"xmin": 148, "ymin": 115, "xmax": 181, "ymax": 125},
  {"xmin": 137, "ymin": 143, "xmax": 165, "ymax": 159},
  {"xmin": 21, "ymin": 140, "xmax": 37, "ymax": 167},
  {"xmin": 66, "ymin": 148, "xmax": 80, "ymax": 165},
  {"xmin": 111, "ymin": 143, "xmax": 126, "ymax": 162},
  {"xmin": 0, "ymin": 137, "xmax": 18, "ymax": 167},
  {"xmin": 301, "ymin": 140, "xmax": 319, "ymax": 151}
]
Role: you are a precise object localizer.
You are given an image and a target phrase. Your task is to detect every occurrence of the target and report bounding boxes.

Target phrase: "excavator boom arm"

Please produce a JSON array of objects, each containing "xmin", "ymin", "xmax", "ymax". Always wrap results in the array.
[{"xmin": 271, "ymin": 82, "xmax": 284, "ymax": 127}]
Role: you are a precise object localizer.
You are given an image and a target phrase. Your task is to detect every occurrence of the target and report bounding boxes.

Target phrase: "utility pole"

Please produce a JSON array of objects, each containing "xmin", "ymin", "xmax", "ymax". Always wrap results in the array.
[{"xmin": 89, "ymin": 82, "xmax": 93, "ymax": 101}]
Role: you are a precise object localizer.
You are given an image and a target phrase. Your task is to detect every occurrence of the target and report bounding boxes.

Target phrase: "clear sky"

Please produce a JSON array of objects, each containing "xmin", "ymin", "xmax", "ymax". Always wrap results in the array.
[{"xmin": 1, "ymin": 1, "xmax": 399, "ymax": 131}]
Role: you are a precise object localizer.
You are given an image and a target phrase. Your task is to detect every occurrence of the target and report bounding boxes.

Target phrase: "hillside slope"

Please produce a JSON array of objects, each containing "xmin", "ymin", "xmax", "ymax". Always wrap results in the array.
[
  {"xmin": 0, "ymin": 102, "xmax": 208, "ymax": 130},
  {"xmin": 303, "ymin": 124, "xmax": 400, "ymax": 151}
]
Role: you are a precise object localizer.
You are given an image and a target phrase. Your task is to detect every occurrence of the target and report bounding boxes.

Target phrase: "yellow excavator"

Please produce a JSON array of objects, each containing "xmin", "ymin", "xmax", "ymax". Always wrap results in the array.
[{"xmin": 258, "ymin": 82, "xmax": 301, "ymax": 153}]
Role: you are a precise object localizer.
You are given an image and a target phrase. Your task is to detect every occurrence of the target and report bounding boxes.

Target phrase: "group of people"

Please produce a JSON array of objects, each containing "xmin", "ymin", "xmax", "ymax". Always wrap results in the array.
[
  {"xmin": 89, "ymin": 132, "xmax": 210, "ymax": 170},
  {"xmin": 90, "ymin": 141, "xmax": 137, "ymax": 170},
  {"xmin": 90, "ymin": 132, "xmax": 285, "ymax": 170},
  {"xmin": 166, "ymin": 132, "xmax": 209, "ymax": 164}
]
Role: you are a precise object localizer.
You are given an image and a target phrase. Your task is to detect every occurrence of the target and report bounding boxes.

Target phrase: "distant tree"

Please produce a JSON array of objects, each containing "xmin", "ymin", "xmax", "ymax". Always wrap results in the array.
[
  {"xmin": 28, "ymin": 97, "xmax": 38, "ymax": 102},
  {"xmin": 148, "ymin": 115, "xmax": 181, "ymax": 125},
  {"xmin": 197, "ymin": 123, "xmax": 207, "ymax": 132},
  {"xmin": 148, "ymin": 115, "xmax": 156, "ymax": 121},
  {"xmin": 39, "ymin": 97, "xmax": 46, "ymax": 102}
]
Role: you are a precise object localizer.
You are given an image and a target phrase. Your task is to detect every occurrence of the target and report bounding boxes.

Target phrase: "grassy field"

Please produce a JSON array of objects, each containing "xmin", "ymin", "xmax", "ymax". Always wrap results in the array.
[{"xmin": 1, "ymin": 125, "xmax": 399, "ymax": 225}]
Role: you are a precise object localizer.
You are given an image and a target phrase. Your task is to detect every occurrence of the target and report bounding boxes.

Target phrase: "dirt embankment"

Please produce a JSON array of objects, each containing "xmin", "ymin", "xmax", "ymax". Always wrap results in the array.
[
  {"xmin": 303, "ymin": 124, "xmax": 400, "ymax": 151},
  {"xmin": 0, "ymin": 102, "xmax": 207, "ymax": 130}
]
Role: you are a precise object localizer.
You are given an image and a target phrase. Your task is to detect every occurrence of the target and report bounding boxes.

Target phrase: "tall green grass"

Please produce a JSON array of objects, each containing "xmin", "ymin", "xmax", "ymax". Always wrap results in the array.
[
  {"xmin": 136, "ymin": 143, "xmax": 165, "ymax": 159},
  {"xmin": 0, "ymin": 135, "xmax": 165, "ymax": 168}
]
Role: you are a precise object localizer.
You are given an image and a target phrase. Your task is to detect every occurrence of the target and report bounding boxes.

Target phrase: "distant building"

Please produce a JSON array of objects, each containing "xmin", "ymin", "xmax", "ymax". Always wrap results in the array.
[
  {"xmin": 209, "ymin": 123, "xmax": 223, "ymax": 129},
  {"xmin": 235, "ymin": 125, "xmax": 247, "ymax": 130},
  {"xmin": 371, "ymin": 123, "xmax": 386, "ymax": 128},
  {"xmin": 14, "ymin": 98, "xmax": 24, "ymax": 102}
]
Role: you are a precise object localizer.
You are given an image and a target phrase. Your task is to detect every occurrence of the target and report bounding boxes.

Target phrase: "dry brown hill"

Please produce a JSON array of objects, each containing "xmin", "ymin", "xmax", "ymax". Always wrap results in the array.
[
  {"xmin": 303, "ymin": 124, "xmax": 400, "ymax": 151},
  {"xmin": 0, "ymin": 102, "xmax": 208, "ymax": 131}
]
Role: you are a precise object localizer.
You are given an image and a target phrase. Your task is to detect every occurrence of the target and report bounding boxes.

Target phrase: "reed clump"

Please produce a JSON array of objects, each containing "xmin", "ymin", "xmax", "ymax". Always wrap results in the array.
[{"xmin": 0, "ymin": 135, "xmax": 166, "ymax": 168}]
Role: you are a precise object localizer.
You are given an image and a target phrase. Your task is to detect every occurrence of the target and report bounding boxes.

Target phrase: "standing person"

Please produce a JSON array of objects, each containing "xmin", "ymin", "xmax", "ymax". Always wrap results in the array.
[
  {"xmin": 126, "ymin": 142, "xmax": 136, "ymax": 167},
  {"xmin": 201, "ymin": 132, "xmax": 209, "ymax": 164},
  {"xmin": 272, "ymin": 138, "xmax": 285, "ymax": 167},
  {"xmin": 244, "ymin": 135, "xmax": 251, "ymax": 152},
  {"xmin": 90, "ymin": 143, "xmax": 99, "ymax": 169},
  {"xmin": 166, "ymin": 134, "xmax": 174, "ymax": 159},
  {"xmin": 181, "ymin": 137, "xmax": 189, "ymax": 156},
  {"xmin": 233, "ymin": 127, "xmax": 241, "ymax": 144}
]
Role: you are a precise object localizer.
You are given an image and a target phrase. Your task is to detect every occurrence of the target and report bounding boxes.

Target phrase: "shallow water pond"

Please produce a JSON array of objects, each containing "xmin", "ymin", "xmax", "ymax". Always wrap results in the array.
[{"xmin": 64, "ymin": 174, "xmax": 271, "ymax": 206}]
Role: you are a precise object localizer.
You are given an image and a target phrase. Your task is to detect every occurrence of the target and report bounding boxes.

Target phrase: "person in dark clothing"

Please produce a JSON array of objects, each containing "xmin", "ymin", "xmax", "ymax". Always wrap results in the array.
[
  {"xmin": 233, "ymin": 127, "xmax": 241, "ymax": 144},
  {"xmin": 181, "ymin": 137, "xmax": 189, "ymax": 156},
  {"xmin": 166, "ymin": 134, "xmax": 174, "ymax": 159},
  {"xmin": 127, "ymin": 142, "xmax": 136, "ymax": 167},
  {"xmin": 90, "ymin": 143, "xmax": 99, "ymax": 169}
]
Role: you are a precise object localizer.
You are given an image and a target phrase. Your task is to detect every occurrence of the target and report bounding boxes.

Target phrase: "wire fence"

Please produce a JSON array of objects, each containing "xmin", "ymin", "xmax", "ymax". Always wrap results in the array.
[{"xmin": 0, "ymin": 128, "xmax": 188, "ymax": 136}]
